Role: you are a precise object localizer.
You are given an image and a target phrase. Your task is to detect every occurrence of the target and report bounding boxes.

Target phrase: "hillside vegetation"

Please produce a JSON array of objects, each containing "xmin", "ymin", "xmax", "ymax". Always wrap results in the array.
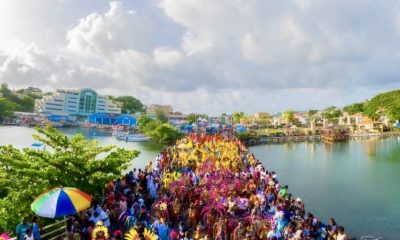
[{"xmin": 364, "ymin": 89, "xmax": 400, "ymax": 121}]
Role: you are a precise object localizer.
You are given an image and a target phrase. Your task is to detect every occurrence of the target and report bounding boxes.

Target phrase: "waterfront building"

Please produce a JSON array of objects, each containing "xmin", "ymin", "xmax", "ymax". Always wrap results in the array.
[
  {"xmin": 252, "ymin": 112, "xmax": 271, "ymax": 126},
  {"xmin": 115, "ymin": 114, "xmax": 137, "ymax": 126},
  {"xmin": 146, "ymin": 104, "xmax": 188, "ymax": 123},
  {"xmin": 346, "ymin": 113, "xmax": 383, "ymax": 133},
  {"xmin": 88, "ymin": 112, "xmax": 114, "ymax": 125},
  {"xmin": 35, "ymin": 88, "xmax": 121, "ymax": 117},
  {"xmin": 253, "ymin": 112, "xmax": 270, "ymax": 120},
  {"xmin": 87, "ymin": 113, "xmax": 137, "ymax": 126},
  {"xmin": 168, "ymin": 112, "xmax": 188, "ymax": 124}
]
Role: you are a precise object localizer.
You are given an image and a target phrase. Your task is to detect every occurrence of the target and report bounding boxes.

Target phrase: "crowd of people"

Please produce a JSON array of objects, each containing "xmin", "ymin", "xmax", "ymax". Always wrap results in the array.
[{"xmin": 17, "ymin": 133, "xmax": 349, "ymax": 240}]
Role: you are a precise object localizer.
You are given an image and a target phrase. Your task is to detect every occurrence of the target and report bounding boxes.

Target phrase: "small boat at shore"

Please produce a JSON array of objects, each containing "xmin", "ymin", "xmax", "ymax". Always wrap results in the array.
[{"xmin": 116, "ymin": 133, "xmax": 149, "ymax": 142}]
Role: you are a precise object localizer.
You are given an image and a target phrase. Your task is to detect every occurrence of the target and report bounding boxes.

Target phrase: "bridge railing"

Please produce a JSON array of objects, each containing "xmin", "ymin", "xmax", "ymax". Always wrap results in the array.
[{"xmin": 10, "ymin": 219, "xmax": 67, "ymax": 240}]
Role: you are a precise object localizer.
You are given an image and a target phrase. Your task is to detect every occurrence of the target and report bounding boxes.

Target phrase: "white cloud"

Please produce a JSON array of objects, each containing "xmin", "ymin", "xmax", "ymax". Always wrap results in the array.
[
  {"xmin": 1, "ymin": 0, "xmax": 400, "ymax": 115},
  {"xmin": 67, "ymin": 1, "xmax": 158, "ymax": 57},
  {"xmin": 0, "ymin": 43, "xmax": 113, "ymax": 90},
  {"xmin": 153, "ymin": 47, "xmax": 183, "ymax": 68}
]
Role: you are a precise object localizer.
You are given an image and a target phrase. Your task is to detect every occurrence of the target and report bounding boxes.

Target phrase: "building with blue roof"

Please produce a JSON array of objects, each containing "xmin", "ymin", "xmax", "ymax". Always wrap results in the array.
[{"xmin": 115, "ymin": 114, "xmax": 137, "ymax": 126}]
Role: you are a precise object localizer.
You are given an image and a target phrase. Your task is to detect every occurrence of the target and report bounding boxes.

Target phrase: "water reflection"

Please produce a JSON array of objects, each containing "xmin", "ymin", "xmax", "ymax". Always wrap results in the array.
[
  {"xmin": 304, "ymin": 141, "xmax": 317, "ymax": 155},
  {"xmin": 323, "ymin": 141, "xmax": 349, "ymax": 153},
  {"xmin": 365, "ymin": 139, "xmax": 378, "ymax": 156},
  {"xmin": 283, "ymin": 142, "xmax": 295, "ymax": 151},
  {"xmin": 250, "ymin": 137, "xmax": 400, "ymax": 239},
  {"xmin": 372, "ymin": 137, "xmax": 400, "ymax": 162}
]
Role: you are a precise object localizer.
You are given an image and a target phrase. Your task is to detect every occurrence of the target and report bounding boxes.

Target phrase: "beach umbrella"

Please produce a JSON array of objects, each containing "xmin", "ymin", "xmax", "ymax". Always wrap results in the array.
[{"xmin": 31, "ymin": 187, "xmax": 92, "ymax": 218}]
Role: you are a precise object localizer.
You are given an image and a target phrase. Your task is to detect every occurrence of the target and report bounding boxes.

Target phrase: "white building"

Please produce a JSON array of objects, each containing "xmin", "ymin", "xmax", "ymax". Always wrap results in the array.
[{"xmin": 35, "ymin": 88, "xmax": 121, "ymax": 116}]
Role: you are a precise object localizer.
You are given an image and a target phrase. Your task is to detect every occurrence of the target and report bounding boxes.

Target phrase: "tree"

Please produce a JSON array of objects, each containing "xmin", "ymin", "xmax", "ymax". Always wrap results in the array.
[
  {"xmin": 137, "ymin": 115, "xmax": 182, "ymax": 143},
  {"xmin": 0, "ymin": 98, "xmax": 16, "ymax": 120},
  {"xmin": 282, "ymin": 110, "xmax": 294, "ymax": 125},
  {"xmin": 322, "ymin": 106, "xmax": 342, "ymax": 121},
  {"xmin": 364, "ymin": 90, "xmax": 400, "ymax": 121},
  {"xmin": 343, "ymin": 102, "xmax": 365, "ymax": 115},
  {"xmin": 154, "ymin": 107, "xmax": 169, "ymax": 123},
  {"xmin": 232, "ymin": 112, "xmax": 245, "ymax": 124},
  {"xmin": 187, "ymin": 113, "xmax": 208, "ymax": 124},
  {"xmin": 187, "ymin": 113, "xmax": 197, "ymax": 124},
  {"xmin": 148, "ymin": 124, "xmax": 183, "ymax": 143},
  {"xmin": 0, "ymin": 127, "xmax": 140, "ymax": 232},
  {"xmin": 0, "ymin": 84, "xmax": 37, "ymax": 112},
  {"xmin": 257, "ymin": 115, "xmax": 271, "ymax": 127},
  {"xmin": 308, "ymin": 109, "xmax": 318, "ymax": 118},
  {"xmin": 137, "ymin": 115, "xmax": 154, "ymax": 131},
  {"xmin": 0, "ymin": 83, "xmax": 13, "ymax": 98},
  {"xmin": 112, "ymin": 96, "xmax": 145, "ymax": 114},
  {"xmin": 220, "ymin": 113, "xmax": 227, "ymax": 123}
]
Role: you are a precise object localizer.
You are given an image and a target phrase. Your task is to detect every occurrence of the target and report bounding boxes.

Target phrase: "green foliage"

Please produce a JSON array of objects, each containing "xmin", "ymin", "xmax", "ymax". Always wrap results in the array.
[
  {"xmin": 282, "ymin": 110, "xmax": 294, "ymax": 124},
  {"xmin": 343, "ymin": 102, "xmax": 365, "ymax": 115},
  {"xmin": 0, "ymin": 84, "xmax": 38, "ymax": 112},
  {"xmin": 220, "ymin": 113, "xmax": 227, "ymax": 123},
  {"xmin": 232, "ymin": 112, "xmax": 245, "ymax": 124},
  {"xmin": 137, "ymin": 115, "xmax": 182, "ymax": 143},
  {"xmin": 137, "ymin": 115, "xmax": 154, "ymax": 131},
  {"xmin": 0, "ymin": 98, "xmax": 16, "ymax": 120},
  {"xmin": 0, "ymin": 127, "xmax": 139, "ymax": 232},
  {"xmin": 256, "ymin": 116, "xmax": 271, "ymax": 126},
  {"xmin": 364, "ymin": 89, "xmax": 400, "ymax": 121},
  {"xmin": 321, "ymin": 106, "xmax": 342, "ymax": 120},
  {"xmin": 308, "ymin": 109, "xmax": 318, "ymax": 117},
  {"xmin": 148, "ymin": 124, "xmax": 183, "ymax": 143},
  {"xmin": 187, "ymin": 113, "xmax": 208, "ymax": 124},
  {"xmin": 154, "ymin": 108, "xmax": 169, "ymax": 123},
  {"xmin": 187, "ymin": 113, "xmax": 197, "ymax": 124},
  {"xmin": 111, "ymin": 96, "xmax": 144, "ymax": 114},
  {"xmin": 236, "ymin": 132, "xmax": 252, "ymax": 141}
]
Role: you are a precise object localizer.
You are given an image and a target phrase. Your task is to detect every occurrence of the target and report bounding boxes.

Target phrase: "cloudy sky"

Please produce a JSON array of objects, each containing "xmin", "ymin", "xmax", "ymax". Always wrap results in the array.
[{"xmin": 0, "ymin": 0, "xmax": 399, "ymax": 115}]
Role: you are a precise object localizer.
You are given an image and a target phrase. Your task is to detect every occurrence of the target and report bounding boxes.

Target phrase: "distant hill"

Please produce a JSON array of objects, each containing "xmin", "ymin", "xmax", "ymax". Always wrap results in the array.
[
  {"xmin": 364, "ymin": 89, "xmax": 400, "ymax": 121},
  {"xmin": 0, "ymin": 83, "xmax": 41, "ymax": 112}
]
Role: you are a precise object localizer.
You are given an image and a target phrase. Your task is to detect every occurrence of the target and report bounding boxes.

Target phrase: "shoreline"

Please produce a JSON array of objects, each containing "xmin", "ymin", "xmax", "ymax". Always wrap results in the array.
[{"xmin": 243, "ymin": 132, "xmax": 400, "ymax": 146}]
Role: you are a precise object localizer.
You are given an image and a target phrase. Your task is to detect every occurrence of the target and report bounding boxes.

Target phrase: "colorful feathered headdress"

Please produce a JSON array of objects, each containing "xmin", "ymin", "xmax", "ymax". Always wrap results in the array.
[{"xmin": 125, "ymin": 228, "xmax": 158, "ymax": 240}]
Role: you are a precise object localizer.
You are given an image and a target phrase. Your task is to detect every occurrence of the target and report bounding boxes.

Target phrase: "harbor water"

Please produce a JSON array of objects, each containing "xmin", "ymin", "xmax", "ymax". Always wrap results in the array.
[{"xmin": 250, "ymin": 139, "xmax": 400, "ymax": 239}]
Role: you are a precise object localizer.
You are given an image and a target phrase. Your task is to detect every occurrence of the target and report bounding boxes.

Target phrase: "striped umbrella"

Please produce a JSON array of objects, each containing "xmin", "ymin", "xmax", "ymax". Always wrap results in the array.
[{"xmin": 31, "ymin": 187, "xmax": 92, "ymax": 218}]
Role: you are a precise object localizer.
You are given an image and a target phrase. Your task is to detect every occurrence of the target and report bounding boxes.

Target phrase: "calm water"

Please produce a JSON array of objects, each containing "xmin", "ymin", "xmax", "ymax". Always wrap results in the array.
[
  {"xmin": 1, "ymin": 127, "xmax": 399, "ymax": 238},
  {"xmin": 250, "ymin": 139, "xmax": 400, "ymax": 239},
  {"xmin": 0, "ymin": 126, "xmax": 164, "ymax": 170}
]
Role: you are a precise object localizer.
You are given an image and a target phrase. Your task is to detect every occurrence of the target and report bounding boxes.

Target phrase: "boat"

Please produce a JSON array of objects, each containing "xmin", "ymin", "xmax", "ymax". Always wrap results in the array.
[
  {"xmin": 116, "ymin": 133, "xmax": 149, "ymax": 142},
  {"xmin": 322, "ymin": 126, "xmax": 350, "ymax": 143}
]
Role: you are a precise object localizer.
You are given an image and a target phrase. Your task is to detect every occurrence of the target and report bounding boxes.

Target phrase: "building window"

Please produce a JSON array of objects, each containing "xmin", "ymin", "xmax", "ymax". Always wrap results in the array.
[
  {"xmin": 46, "ymin": 107, "xmax": 63, "ymax": 111},
  {"xmin": 47, "ymin": 103, "xmax": 63, "ymax": 106}
]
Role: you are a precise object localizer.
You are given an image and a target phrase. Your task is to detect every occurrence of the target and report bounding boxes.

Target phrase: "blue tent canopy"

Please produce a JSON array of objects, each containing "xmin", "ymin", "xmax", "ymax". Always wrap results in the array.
[
  {"xmin": 236, "ymin": 125, "xmax": 246, "ymax": 132},
  {"xmin": 181, "ymin": 124, "xmax": 193, "ymax": 132},
  {"xmin": 88, "ymin": 113, "xmax": 114, "ymax": 125},
  {"xmin": 49, "ymin": 115, "xmax": 66, "ymax": 122},
  {"xmin": 48, "ymin": 115, "xmax": 75, "ymax": 122},
  {"xmin": 115, "ymin": 114, "xmax": 137, "ymax": 126}
]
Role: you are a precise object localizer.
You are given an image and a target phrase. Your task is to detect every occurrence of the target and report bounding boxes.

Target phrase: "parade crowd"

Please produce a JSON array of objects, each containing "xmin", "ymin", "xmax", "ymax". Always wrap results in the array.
[{"xmin": 16, "ymin": 133, "xmax": 349, "ymax": 240}]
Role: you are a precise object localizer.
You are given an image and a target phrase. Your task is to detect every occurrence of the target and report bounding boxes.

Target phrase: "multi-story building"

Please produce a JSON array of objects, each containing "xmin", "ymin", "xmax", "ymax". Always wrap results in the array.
[
  {"xmin": 253, "ymin": 112, "xmax": 270, "ymax": 121},
  {"xmin": 35, "ymin": 88, "xmax": 121, "ymax": 117}
]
